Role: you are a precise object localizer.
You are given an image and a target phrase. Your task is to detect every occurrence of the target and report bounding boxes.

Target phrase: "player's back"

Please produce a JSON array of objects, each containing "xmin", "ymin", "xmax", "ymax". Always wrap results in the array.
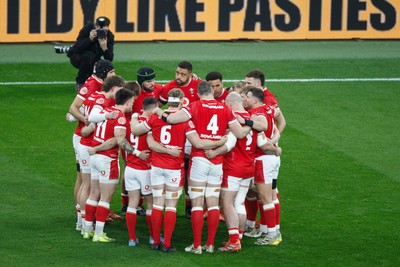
[
  {"xmin": 145, "ymin": 111, "xmax": 190, "ymax": 169},
  {"xmin": 186, "ymin": 99, "xmax": 235, "ymax": 164},
  {"xmin": 223, "ymin": 110, "xmax": 257, "ymax": 178}
]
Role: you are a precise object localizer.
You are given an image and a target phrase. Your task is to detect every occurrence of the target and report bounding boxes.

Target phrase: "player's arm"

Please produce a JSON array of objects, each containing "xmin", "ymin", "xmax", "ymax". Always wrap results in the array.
[
  {"xmin": 186, "ymin": 131, "xmax": 228, "ymax": 150},
  {"xmin": 89, "ymin": 105, "xmax": 120, "ymax": 123},
  {"xmin": 69, "ymin": 96, "xmax": 85, "ymax": 123},
  {"xmin": 115, "ymin": 127, "xmax": 139, "ymax": 156},
  {"xmin": 205, "ymin": 132, "xmax": 237, "ymax": 159},
  {"xmin": 153, "ymin": 107, "xmax": 190, "ymax": 124},
  {"xmin": 88, "ymin": 137, "xmax": 118, "ymax": 155},
  {"xmin": 146, "ymin": 133, "xmax": 181, "ymax": 157},
  {"xmin": 257, "ymin": 132, "xmax": 282, "ymax": 156},
  {"xmin": 131, "ymin": 114, "xmax": 150, "ymax": 136},
  {"xmin": 274, "ymin": 108, "xmax": 286, "ymax": 135},
  {"xmin": 80, "ymin": 122, "xmax": 95, "ymax": 137},
  {"xmin": 66, "ymin": 112, "xmax": 77, "ymax": 122},
  {"xmin": 236, "ymin": 114, "xmax": 268, "ymax": 132},
  {"xmin": 228, "ymin": 121, "xmax": 252, "ymax": 139},
  {"xmin": 270, "ymin": 125, "xmax": 281, "ymax": 144}
]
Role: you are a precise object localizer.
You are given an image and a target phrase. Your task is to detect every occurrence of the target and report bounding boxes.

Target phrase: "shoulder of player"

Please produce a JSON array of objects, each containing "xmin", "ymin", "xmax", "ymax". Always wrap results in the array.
[{"xmin": 163, "ymin": 80, "xmax": 177, "ymax": 89}]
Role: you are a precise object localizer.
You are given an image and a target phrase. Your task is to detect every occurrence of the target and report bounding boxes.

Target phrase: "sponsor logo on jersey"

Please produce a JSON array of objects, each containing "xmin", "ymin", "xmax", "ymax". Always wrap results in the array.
[
  {"xmin": 118, "ymin": 116, "xmax": 126, "ymax": 124},
  {"xmin": 182, "ymin": 97, "xmax": 189, "ymax": 107},
  {"xmin": 80, "ymin": 87, "xmax": 88, "ymax": 95},
  {"xmin": 96, "ymin": 98, "xmax": 105, "ymax": 105}
]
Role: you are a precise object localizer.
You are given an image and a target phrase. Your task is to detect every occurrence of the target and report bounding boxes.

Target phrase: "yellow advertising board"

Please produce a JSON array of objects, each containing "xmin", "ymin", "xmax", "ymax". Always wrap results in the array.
[{"xmin": 0, "ymin": 0, "xmax": 399, "ymax": 43}]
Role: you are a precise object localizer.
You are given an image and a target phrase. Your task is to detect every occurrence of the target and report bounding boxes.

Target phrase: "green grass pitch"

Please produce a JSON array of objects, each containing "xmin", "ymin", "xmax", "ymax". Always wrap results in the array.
[{"xmin": 0, "ymin": 41, "xmax": 399, "ymax": 266}]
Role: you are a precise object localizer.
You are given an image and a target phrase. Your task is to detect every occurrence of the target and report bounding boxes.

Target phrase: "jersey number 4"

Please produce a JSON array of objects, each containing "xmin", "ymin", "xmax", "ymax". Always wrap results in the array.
[{"xmin": 207, "ymin": 114, "xmax": 219, "ymax": 135}]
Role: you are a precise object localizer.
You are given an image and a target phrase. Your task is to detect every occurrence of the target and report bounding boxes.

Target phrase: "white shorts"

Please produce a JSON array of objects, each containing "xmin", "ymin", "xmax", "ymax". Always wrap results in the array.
[
  {"xmin": 151, "ymin": 166, "xmax": 183, "ymax": 188},
  {"xmin": 254, "ymin": 155, "xmax": 281, "ymax": 184},
  {"xmin": 184, "ymin": 139, "xmax": 192, "ymax": 155},
  {"xmin": 189, "ymin": 157, "xmax": 222, "ymax": 185},
  {"xmin": 77, "ymin": 143, "xmax": 91, "ymax": 173},
  {"xmin": 124, "ymin": 166, "xmax": 152, "ymax": 195},
  {"xmin": 90, "ymin": 154, "xmax": 120, "ymax": 184},
  {"xmin": 222, "ymin": 175, "xmax": 252, "ymax": 192},
  {"xmin": 72, "ymin": 133, "xmax": 81, "ymax": 161}
]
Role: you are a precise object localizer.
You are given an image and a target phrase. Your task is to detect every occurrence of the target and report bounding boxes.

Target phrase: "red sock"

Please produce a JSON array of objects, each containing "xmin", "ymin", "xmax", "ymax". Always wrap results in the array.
[
  {"xmin": 206, "ymin": 209, "xmax": 219, "ymax": 246},
  {"xmin": 191, "ymin": 209, "xmax": 204, "ymax": 248},
  {"xmin": 245, "ymin": 197, "xmax": 258, "ymax": 222},
  {"xmin": 85, "ymin": 203, "xmax": 97, "ymax": 223},
  {"xmin": 163, "ymin": 209, "xmax": 177, "ymax": 247},
  {"xmin": 126, "ymin": 211, "xmax": 137, "ymax": 240},
  {"xmin": 228, "ymin": 228, "xmax": 240, "ymax": 243},
  {"xmin": 151, "ymin": 208, "xmax": 163, "ymax": 245},
  {"xmin": 274, "ymin": 200, "xmax": 281, "ymax": 227},
  {"xmin": 263, "ymin": 204, "xmax": 276, "ymax": 230},
  {"xmin": 95, "ymin": 205, "xmax": 109, "ymax": 224},
  {"xmin": 259, "ymin": 202, "xmax": 267, "ymax": 226},
  {"xmin": 146, "ymin": 213, "xmax": 153, "ymax": 238}
]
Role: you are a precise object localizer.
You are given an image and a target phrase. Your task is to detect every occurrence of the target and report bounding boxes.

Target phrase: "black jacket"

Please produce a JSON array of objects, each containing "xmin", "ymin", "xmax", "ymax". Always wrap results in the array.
[{"xmin": 67, "ymin": 23, "xmax": 114, "ymax": 61}]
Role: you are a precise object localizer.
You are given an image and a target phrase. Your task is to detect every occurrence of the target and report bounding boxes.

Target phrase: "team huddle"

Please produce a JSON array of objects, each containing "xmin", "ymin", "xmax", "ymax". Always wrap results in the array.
[{"xmin": 66, "ymin": 60, "xmax": 286, "ymax": 253}]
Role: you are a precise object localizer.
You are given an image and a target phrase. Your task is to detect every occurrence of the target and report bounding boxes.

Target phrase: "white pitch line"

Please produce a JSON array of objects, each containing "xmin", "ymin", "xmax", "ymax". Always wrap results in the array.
[{"xmin": 0, "ymin": 78, "xmax": 400, "ymax": 86}]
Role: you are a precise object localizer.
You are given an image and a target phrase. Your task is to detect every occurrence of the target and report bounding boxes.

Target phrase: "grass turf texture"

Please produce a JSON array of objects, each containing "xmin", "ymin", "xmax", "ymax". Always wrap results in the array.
[{"xmin": 0, "ymin": 41, "xmax": 399, "ymax": 266}]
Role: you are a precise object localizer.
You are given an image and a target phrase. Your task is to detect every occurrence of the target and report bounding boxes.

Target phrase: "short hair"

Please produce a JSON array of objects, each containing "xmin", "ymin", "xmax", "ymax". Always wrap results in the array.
[
  {"xmin": 115, "ymin": 88, "xmax": 135, "ymax": 105},
  {"xmin": 241, "ymin": 85, "xmax": 252, "ymax": 96},
  {"xmin": 225, "ymin": 92, "xmax": 243, "ymax": 105},
  {"xmin": 124, "ymin": 81, "xmax": 140, "ymax": 97},
  {"xmin": 197, "ymin": 81, "xmax": 213, "ymax": 96},
  {"xmin": 233, "ymin": 80, "xmax": 246, "ymax": 90},
  {"xmin": 142, "ymin": 97, "xmax": 158, "ymax": 111},
  {"xmin": 102, "ymin": 75, "xmax": 125, "ymax": 92},
  {"xmin": 246, "ymin": 69, "xmax": 265, "ymax": 86},
  {"xmin": 205, "ymin": 71, "xmax": 223, "ymax": 81},
  {"xmin": 168, "ymin": 88, "xmax": 184, "ymax": 107},
  {"xmin": 178, "ymin": 61, "xmax": 193, "ymax": 72},
  {"xmin": 247, "ymin": 86, "xmax": 265, "ymax": 103}
]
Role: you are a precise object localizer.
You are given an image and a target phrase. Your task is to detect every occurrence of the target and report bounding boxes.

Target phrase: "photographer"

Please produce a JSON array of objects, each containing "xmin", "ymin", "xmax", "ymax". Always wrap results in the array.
[{"xmin": 60, "ymin": 16, "xmax": 114, "ymax": 91}]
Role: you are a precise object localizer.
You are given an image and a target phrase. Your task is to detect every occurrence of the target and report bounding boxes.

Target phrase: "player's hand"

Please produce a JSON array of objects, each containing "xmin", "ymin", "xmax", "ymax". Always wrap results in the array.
[
  {"xmin": 152, "ymin": 107, "xmax": 163, "ymax": 116},
  {"xmin": 105, "ymin": 110, "xmax": 120, "ymax": 119},
  {"xmin": 217, "ymin": 135, "xmax": 228, "ymax": 146},
  {"xmin": 235, "ymin": 114, "xmax": 245, "ymax": 124},
  {"xmin": 88, "ymin": 147, "xmax": 96, "ymax": 155},
  {"xmin": 205, "ymin": 149, "xmax": 217, "ymax": 159},
  {"xmin": 168, "ymin": 147, "xmax": 182, "ymax": 157},
  {"xmin": 275, "ymin": 146, "xmax": 282, "ymax": 157},
  {"xmin": 138, "ymin": 150, "xmax": 150, "ymax": 160},
  {"xmin": 84, "ymin": 115, "xmax": 89, "ymax": 125}
]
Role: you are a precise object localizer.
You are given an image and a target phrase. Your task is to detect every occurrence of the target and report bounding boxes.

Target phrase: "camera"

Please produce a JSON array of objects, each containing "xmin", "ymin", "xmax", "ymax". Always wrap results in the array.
[{"xmin": 96, "ymin": 28, "xmax": 106, "ymax": 39}]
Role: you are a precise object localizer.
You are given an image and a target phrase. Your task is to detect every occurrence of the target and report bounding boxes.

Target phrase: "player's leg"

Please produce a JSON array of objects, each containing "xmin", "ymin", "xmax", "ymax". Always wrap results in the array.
[
  {"xmin": 162, "ymin": 168, "xmax": 183, "ymax": 252},
  {"xmin": 254, "ymin": 156, "xmax": 279, "ymax": 246},
  {"xmin": 124, "ymin": 166, "xmax": 141, "ymax": 246},
  {"xmin": 77, "ymin": 143, "xmax": 91, "ymax": 235},
  {"xmin": 203, "ymin": 162, "xmax": 223, "ymax": 252},
  {"xmin": 150, "ymin": 166, "xmax": 166, "ymax": 249},
  {"xmin": 219, "ymin": 175, "xmax": 241, "ymax": 252},
  {"xmin": 83, "ymin": 154, "xmax": 100, "ymax": 237},
  {"xmin": 72, "ymin": 133, "xmax": 82, "ymax": 230},
  {"xmin": 92, "ymin": 155, "xmax": 119, "ymax": 243},
  {"xmin": 185, "ymin": 157, "xmax": 207, "ymax": 254}
]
